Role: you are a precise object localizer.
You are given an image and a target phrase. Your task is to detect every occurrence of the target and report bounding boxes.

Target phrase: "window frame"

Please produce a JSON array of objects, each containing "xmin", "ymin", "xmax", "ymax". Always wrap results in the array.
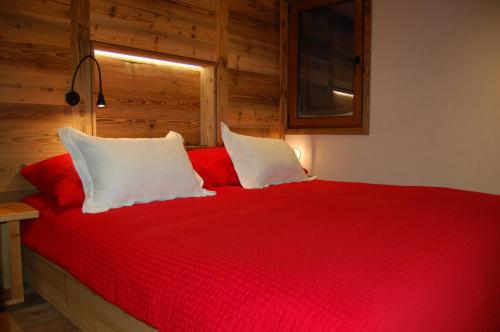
[{"xmin": 283, "ymin": 0, "xmax": 371, "ymax": 135}]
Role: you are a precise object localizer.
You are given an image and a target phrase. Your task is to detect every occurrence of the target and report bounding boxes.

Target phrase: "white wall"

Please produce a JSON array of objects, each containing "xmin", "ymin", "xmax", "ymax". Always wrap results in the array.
[{"xmin": 286, "ymin": 0, "xmax": 500, "ymax": 194}]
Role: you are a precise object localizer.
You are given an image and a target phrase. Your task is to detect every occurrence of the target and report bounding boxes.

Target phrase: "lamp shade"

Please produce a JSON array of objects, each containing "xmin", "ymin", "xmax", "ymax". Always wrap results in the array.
[{"xmin": 96, "ymin": 92, "xmax": 106, "ymax": 108}]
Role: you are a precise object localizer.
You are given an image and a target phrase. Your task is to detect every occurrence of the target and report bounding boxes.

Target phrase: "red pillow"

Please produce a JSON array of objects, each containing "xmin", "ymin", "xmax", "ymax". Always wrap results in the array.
[
  {"xmin": 21, "ymin": 154, "xmax": 85, "ymax": 207},
  {"xmin": 187, "ymin": 147, "xmax": 240, "ymax": 189}
]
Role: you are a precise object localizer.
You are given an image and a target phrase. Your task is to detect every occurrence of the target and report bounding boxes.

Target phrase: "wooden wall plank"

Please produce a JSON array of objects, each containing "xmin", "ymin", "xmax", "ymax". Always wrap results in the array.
[
  {"xmin": 0, "ymin": 6, "xmax": 70, "ymax": 106},
  {"xmin": 0, "ymin": 103, "xmax": 71, "ymax": 194},
  {"xmin": 71, "ymin": 0, "xmax": 94, "ymax": 135},
  {"xmin": 90, "ymin": 0, "xmax": 218, "ymax": 62},
  {"xmin": 226, "ymin": 69, "xmax": 280, "ymax": 132},
  {"xmin": 0, "ymin": 10, "xmax": 70, "ymax": 47},
  {"xmin": 94, "ymin": 54, "xmax": 202, "ymax": 145},
  {"xmin": 92, "ymin": 41, "xmax": 214, "ymax": 67},
  {"xmin": 90, "ymin": 0, "xmax": 281, "ymax": 142},
  {"xmin": 228, "ymin": 0, "xmax": 279, "ymax": 25},
  {"xmin": 227, "ymin": 0, "xmax": 279, "ymax": 76},
  {"xmin": 224, "ymin": 0, "xmax": 281, "ymax": 138},
  {"xmin": 200, "ymin": 66, "xmax": 217, "ymax": 146},
  {"xmin": 216, "ymin": 0, "xmax": 229, "ymax": 144},
  {"xmin": 227, "ymin": 34, "xmax": 279, "ymax": 76},
  {"xmin": 0, "ymin": 0, "xmax": 72, "ymax": 198},
  {"xmin": 279, "ymin": 0, "xmax": 288, "ymax": 137},
  {"xmin": 2, "ymin": 0, "xmax": 70, "ymax": 24}
]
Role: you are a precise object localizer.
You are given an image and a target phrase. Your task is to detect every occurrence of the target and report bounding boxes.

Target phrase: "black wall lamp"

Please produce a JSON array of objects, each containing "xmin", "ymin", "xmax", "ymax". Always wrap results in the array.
[{"xmin": 65, "ymin": 54, "xmax": 106, "ymax": 108}]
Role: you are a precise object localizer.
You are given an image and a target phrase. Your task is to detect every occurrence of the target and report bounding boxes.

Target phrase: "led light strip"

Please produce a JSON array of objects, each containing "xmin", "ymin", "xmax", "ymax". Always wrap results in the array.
[
  {"xmin": 332, "ymin": 90, "xmax": 354, "ymax": 98},
  {"xmin": 94, "ymin": 50, "xmax": 202, "ymax": 70}
]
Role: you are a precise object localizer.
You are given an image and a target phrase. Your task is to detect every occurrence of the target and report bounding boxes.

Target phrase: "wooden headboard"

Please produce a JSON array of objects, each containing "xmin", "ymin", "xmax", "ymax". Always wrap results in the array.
[
  {"xmin": 0, "ymin": 0, "xmax": 281, "ymax": 202},
  {"xmin": 92, "ymin": 43, "xmax": 216, "ymax": 146}
]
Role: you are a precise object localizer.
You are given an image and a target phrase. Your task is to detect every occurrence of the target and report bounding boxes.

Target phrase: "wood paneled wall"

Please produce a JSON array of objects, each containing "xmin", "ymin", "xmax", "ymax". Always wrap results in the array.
[
  {"xmin": 0, "ymin": 0, "xmax": 72, "ymax": 201},
  {"xmin": 226, "ymin": 0, "xmax": 281, "ymax": 138},
  {"xmin": 91, "ymin": 0, "xmax": 281, "ymax": 140},
  {"xmin": 0, "ymin": 0, "xmax": 281, "ymax": 200},
  {"xmin": 90, "ymin": 0, "xmax": 218, "ymax": 62},
  {"xmin": 94, "ymin": 54, "xmax": 202, "ymax": 145}
]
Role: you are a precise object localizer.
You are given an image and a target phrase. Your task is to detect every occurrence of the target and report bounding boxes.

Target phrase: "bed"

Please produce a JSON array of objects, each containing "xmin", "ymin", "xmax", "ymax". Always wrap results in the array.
[{"xmin": 20, "ymin": 180, "xmax": 500, "ymax": 331}]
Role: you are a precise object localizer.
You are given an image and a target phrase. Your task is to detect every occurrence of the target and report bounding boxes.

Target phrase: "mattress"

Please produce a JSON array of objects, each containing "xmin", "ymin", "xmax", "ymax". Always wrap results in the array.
[{"xmin": 21, "ymin": 180, "xmax": 500, "ymax": 331}]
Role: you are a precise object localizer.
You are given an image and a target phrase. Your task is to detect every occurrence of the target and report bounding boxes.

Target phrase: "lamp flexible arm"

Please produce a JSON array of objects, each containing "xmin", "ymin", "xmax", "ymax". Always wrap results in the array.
[
  {"xmin": 65, "ymin": 54, "xmax": 106, "ymax": 108},
  {"xmin": 70, "ymin": 54, "xmax": 103, "ymax": 93}
]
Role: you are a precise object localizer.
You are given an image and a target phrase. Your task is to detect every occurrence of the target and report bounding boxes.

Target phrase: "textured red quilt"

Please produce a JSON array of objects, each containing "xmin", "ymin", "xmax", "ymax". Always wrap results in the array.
[{"xmin": 22, "ymin": 181, "xmax": 500, "ymax": 331}]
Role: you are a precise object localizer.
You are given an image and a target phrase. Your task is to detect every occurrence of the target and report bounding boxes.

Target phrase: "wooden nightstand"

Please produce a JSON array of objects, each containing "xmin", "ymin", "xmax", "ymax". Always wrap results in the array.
[{"xmin": 0, "ymin": 202, "xmax": 38, "ymax": 306}]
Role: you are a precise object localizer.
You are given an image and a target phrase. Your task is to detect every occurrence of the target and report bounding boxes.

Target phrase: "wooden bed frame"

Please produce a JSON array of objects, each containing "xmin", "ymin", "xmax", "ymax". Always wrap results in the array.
[{"xmin": 22, "ymin": 247, "xmax": 157, "ymax": 331}]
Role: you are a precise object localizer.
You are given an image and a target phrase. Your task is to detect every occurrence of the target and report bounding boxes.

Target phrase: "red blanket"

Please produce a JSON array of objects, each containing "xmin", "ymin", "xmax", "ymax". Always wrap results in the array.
[{"xmin": 22, "ymin": 181, "xmax": 500, "ymax": 331}]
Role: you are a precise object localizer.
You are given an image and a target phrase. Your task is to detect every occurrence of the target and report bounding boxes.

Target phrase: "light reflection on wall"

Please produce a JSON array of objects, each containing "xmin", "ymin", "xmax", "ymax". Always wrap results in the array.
[
  {"xmin": 94, "ymin": 50, "xmax": 202, "ymax": 71},
  {"xmin": 286, "ymin": 136, "xmax": 314, "ymax": 175}
]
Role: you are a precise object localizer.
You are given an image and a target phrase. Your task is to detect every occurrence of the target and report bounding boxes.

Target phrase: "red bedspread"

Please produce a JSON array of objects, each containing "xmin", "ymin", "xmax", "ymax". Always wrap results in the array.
[{"xmin": 21, "ymin": 181, "xmax": 500, "ymax": 331}]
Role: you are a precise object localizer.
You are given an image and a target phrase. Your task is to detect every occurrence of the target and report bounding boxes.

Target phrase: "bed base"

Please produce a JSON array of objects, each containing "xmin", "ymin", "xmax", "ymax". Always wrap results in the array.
[{"xmin": 22, "ymin": 247, "xmax": 157, "ymax": 332}]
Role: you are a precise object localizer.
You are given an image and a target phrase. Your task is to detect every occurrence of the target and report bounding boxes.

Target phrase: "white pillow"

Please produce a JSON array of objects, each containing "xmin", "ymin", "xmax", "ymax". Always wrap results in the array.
[
  {"xmin": 58, "ymin": 127, "xmax": 214, "ymax": 213},
  {"xmin": 221, "ymin": 123, "xmax": 311, "ymax": 189}
]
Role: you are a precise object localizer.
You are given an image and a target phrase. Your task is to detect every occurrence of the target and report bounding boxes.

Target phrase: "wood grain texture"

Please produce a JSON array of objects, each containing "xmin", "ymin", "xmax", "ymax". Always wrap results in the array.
[
  {"xmin": 0, "ymin": 1, "xmax": 70, "ymax": 106},
  {"xmin": 71, "ymin": 0, "xmax": 94, "ymax": 135},
  {"xmin": 0, "ymin": 203, "xmax": 38, "ymax": 223},
  {"xmin": 216, "ymin": 0, "xmax": 229, "ymax": 144},
  {"xmin": 93, "ymin": 41, "xmax": 214, "ymax": 67},
  {"xmin": 1, "ymin": 221, "xmax": 24, "ymax": 306},
  {"xmin": 228, "ymin": 0, "xmax": 280, "ymax": 76},
  {"xmin": 224, "ymin": 0, "xmax": 281, "ymax": 138},
  {"xmin": 0, "ymin": 0, "xmax": 72, "ymax": 198},
  {"xmin": 1, "ymin": 225, "xmax": 9, "ymax": 289},
  {"xmin": 226, "ymin": 69, "xmax": 280, "ymax": 135},
  {"xmin": 0, "ymin": 103, "xmax": 71, "ymax": 195},
  {"xmin": 94, "ymin": 53, "xmax": 202, "ymax": 144},
  {"xmin": 0, "ymin": 202, "xmax": 36, "ymax": 307},
  {"xmin": 200, "ymin": 66, "xmax": 217, "ymax": 146},
  {"xmin": 91, "ymin": 0, "xmax": 218, "ymax": 62},
  {"xmin": 90, "ymin": 0, "xmax": 281, "ymax": 141},
  {"xmin": 0, "ymin": 290, "xmax": 78, "ymax": 332},
  {"xmin": 279, "ymin": 0, "xmax": 288, "ymax": 137},
  {"xmin": 23, "ymin": 248, "xmax": 157, "ymax": 332}
]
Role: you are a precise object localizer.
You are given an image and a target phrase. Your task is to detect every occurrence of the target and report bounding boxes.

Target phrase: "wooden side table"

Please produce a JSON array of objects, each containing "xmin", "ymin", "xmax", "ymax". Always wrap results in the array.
[{"xmin": 0, "ymin": 202, "xmax": 38, "ymax": 306}]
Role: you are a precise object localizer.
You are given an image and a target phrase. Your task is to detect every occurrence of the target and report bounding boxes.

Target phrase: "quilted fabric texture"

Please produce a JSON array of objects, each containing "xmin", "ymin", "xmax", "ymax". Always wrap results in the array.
[
  {"xmin": 21, "ymin": 153, "xmax": 85, "ymax": 207},
  {"xmin": 187, "ymin": 147, "xmax": 240, "ymax": 188},
  {"xmin": 21, "ymin": 181, "xmax": 500, "ymax": 332}
]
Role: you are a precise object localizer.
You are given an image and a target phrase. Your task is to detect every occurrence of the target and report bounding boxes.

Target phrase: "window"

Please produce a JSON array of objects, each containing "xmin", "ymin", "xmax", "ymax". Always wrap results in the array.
[{"xmin": 285, "ymin": 0, "xmax": 371, "ymax": 134}]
